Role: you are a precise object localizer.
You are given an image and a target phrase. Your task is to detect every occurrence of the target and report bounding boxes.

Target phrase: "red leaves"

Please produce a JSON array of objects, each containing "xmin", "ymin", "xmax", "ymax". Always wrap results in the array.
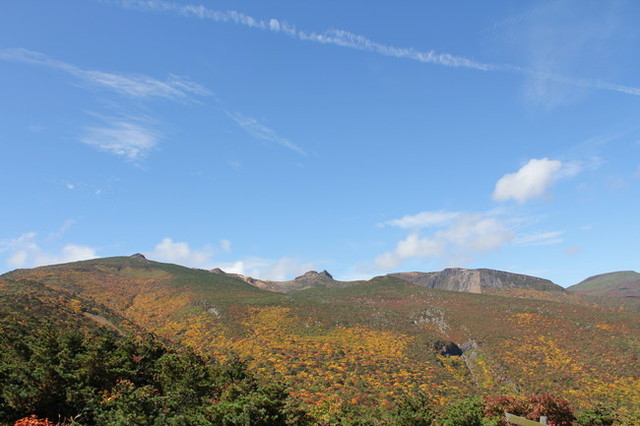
[
  {"xmin": 13, "ymin": 415, "xmax": 55, "ymax": 426},
  {"xmin": 484, "ymin": 394, "xmax": 575, "ymax": 426}
]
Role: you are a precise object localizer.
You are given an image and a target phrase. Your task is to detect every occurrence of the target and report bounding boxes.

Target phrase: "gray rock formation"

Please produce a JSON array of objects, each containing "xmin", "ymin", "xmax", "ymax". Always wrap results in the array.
[{"xmin": 390, "ymin": 268, "xmax": 563, "ymax": 293}]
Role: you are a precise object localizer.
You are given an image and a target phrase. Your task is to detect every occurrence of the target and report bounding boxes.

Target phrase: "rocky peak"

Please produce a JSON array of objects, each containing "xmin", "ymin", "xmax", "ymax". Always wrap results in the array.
[
  {"xmin": 130, "ymin": 253, "xmax": 147, "ymax": 260},
  {"xmin": 294, "ymin": 270, "xmax": 334, "ymax": 282},
  {"xmin": 319, "ymin": 270, "xmax": 333, "ymax": 279}
]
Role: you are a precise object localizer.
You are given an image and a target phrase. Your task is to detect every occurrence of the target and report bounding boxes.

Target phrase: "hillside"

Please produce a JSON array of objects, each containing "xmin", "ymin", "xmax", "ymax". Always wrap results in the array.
[
  {"xmin": 1, "ymin": 256, "xmax": 639, "ymax": 423},
  {"xmin": 389, "ymin": 267, "xmax": 564, "ymax": 293},
  {"xmin": 567, "ymin": 270, "xmax": 640, "ymax": 298},
  {"xmin": 0, "ymin": 270, "xmax": 303, "ymax": 425}
]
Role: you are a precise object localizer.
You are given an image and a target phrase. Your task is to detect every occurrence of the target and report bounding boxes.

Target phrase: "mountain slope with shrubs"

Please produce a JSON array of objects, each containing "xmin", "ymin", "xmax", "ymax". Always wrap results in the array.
[{"xmin": 1, "ymin": 256, "xmax": 638, "ymax": 424}]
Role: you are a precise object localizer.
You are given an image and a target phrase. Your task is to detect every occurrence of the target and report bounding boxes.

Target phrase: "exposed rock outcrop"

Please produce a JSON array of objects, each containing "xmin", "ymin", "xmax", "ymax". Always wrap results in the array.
[
  {"xmin": 434, "ymin": 340, "xmax": 463, "ymax": 357},
  {"xmin": 390, "ymin": 268, "xmax": 563, "ymax": 293}
]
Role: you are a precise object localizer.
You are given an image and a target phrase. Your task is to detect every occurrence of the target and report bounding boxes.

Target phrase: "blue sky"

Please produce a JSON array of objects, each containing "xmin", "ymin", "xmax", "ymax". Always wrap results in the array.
[{"xmin": 1, "ymin": 0, "xmax": 639, "ymax": 286}]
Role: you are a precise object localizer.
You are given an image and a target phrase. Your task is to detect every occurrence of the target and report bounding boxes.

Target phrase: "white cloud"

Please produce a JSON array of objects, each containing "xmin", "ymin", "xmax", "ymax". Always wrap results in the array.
[
  {"xmin": 440, "ymin": 215, "xmax": 514, "ymax": 254},
  {"xmin": 375, "ymin": 233, "xmax": 444, "ymax": 270},
  {"xmin": 225, "ymin": 111, "xmax": 306, "ymax": 155},
  {"xmin": 145, "ymin": 238, "xmax": 313, "ymax": 280},
  {"xmin": 396, "ymin": 232, "xmax": 444, "ymax": 258},
  {"xmin": 218, "ymin": 256, "xmax": 316, "ymax": 281},
  {"xmin": 382, "ymin": 210, "xmax": 461, "ymax": 229},
  {"xmin": 3, "ymin": 232, "xmax": 41, "ymax": 268},
  {"xmin": 375, "ymin": 214, "xmax": 514, "ymax": 270},
  {"xmin": 0, "ymin": 47, "xmax": 210, "ymax": 100},
  {"xmin": 52, "ymin": 245, "xmax": 98, "ymax": 264},
  {"xmin": 146, "ymin": 238, "xmax": 214, "ymax": 267},
  {"xmin": 263, "ymin": 257, "xmax": 316, "ymax": 281},
  {"xmin": 109, "ymin": 0, "xmax": 640, "ymax": 98},
  {"xmin": 81, "ymin": 116, "xmax": 160, "ymax": 161},
  {"xmin": 218, "ymin": 260, "xmax": 247, "ymax": 275},
  {"xmin": 2, "ymin": 232, "xmax": 97, "ymax": 269},
  {"xmin": 493, "ymin": 158, "xmax": 565, "ymax": 203}
]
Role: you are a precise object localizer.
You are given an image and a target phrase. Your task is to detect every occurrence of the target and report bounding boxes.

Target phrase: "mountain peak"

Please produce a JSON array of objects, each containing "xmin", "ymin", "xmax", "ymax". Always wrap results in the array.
[
  {"xmin": 295, "ymin": 270, "xmax": 333, "ymax": 281},
  {"xmin": 319, "ymin": 270, "xmax": 333, "ymax": 279}
]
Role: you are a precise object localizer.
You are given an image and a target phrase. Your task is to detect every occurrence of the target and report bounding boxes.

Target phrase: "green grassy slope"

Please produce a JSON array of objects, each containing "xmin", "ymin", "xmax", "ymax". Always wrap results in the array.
[{"xmin": 567, "ymin": 270, "xmax": 640, "ymax": 298}]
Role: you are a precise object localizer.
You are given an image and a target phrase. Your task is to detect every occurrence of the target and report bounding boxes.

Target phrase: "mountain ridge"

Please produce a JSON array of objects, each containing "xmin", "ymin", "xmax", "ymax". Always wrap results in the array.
[
  {"xmin": 209, "ymin": 265, "xmax": 565, "ymax": 294},
  {"xmin": 208, "ymin": 267, "xmax": 360, "ymax": 293}
]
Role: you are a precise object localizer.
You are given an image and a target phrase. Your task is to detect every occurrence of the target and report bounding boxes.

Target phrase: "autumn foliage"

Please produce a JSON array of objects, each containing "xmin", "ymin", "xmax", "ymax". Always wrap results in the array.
[
  {"xmin": 2, "ymin": 257, "xmax": 639, "ymax": 424},
  {"xmin": 484, "ymin": 394, "xmax": 575, "ymax": 425}
]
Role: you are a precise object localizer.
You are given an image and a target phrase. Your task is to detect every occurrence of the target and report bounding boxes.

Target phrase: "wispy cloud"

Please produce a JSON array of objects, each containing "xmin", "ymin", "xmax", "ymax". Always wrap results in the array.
[
  {"xmin": 380, "ymin": 210, "xmax": 461, "ymax": 229},
  {"xmin": 493, "ymin": 1, "xmax": 640, "ymax": 106},
  {"xmin": 0, "ymin": 47, "xmax": 210, "ymax": 100},
  {"xmin": 225, "ymin": 111, "xmax": 306, "ymax": 155},
  {"xmin": 81, "ymin": 115, "xmax": 160, "ymax": 161},
  {"xmin": 514, "ymin": 231, "xmax": 564, "ymax": 247},
  {"xmin": 47, "ymin": 219, "xmax": 76, "ymax": 242},
  {"xmin": 109, "ymin": 0, "xmax": 640, "ymax": 98},
  {"xmin": 1, "ymin": 46, "xmax": 304, "ymax": 158}
]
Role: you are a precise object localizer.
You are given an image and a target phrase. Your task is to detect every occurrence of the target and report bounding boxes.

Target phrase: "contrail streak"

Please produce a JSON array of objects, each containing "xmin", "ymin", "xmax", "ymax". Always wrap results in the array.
[{"xmin": 110, "ymin": 0, "xmax": 640, "ymax": 97}]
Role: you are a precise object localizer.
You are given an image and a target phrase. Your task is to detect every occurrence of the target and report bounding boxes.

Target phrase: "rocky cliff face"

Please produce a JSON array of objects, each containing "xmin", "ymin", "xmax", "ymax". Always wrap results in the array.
[{"xmin": 389, "ymin": 268, "xmax": 563, "ymax": 293}]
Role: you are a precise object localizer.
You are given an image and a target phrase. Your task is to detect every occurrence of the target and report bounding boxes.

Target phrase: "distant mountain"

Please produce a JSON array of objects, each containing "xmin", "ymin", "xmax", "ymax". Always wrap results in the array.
[
  {"xmin": 211, "ymin": 268, "xmax": 357, "ymax": 293},
  {"xmin": 567, "ymin": 270, "xmax": 640, "ymax": 298},
  {"xmin": 216, "ymin": 267, "xmax": 563, "ymax": 295},
  {"xmin": 389, "ymin": 267, "xmax": 564, "ymax": 293}
]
